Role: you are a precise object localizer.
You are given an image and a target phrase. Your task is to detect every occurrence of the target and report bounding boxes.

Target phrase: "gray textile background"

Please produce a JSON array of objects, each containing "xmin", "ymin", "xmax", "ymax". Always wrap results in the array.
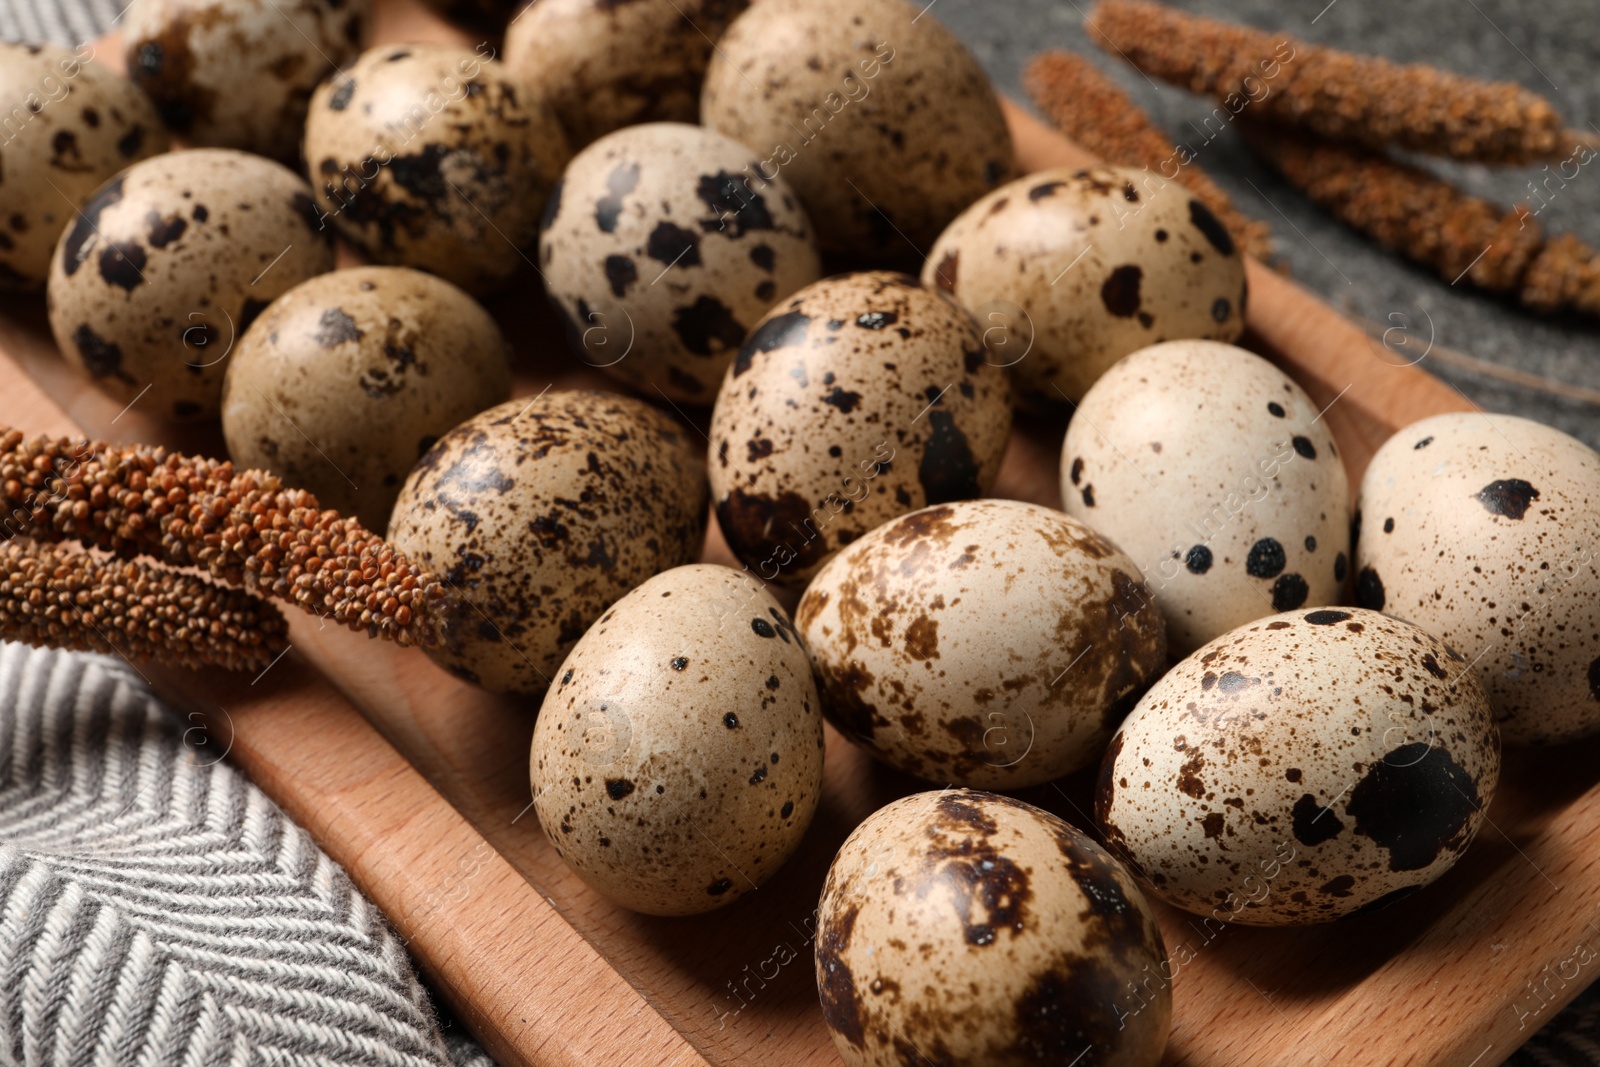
[{"xmin": 0, "ymin": 0, "xmax": 1598, "ymax": 1063}]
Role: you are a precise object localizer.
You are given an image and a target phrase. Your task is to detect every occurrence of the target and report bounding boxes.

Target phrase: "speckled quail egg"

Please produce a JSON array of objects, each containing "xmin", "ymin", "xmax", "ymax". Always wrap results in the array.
[
  {"xmin": 0, "ymin": 43, "xmax": 167, "ymax": 292},
  {"xmin": 709, "ymin": 272, "xmax": 1011, "ymax": 588},
  {"xmin": 1062, "ymin": 340, "xmax": 1348, "ymax": 657},
  {"xmin": 701, "ymin": 0, "xmax": 1017, "ymax": 263},
  {"xmin": 46, "ymin": 148, "xmax": 334, "ymax": 421},
  {"xmin": 817, "ymin": 789, "xmax": 1170, "ymax": 1067},
  {"xmin": 925, "ymin": 167, "xmax": 1249, "ymax": 402},
  {"xmin": 220, "ymin": 266, "xmax": 512, "ymax": 531},
  {"xmin": 1356, "ymin": 413, "xmax": 1600, "ymax": 745},
  {"xmin": 539, "ymin": 122, "xmax": 822, "ymax": 403},
  {"xmin": 505, "ymin": 0, "xmax": 748, "ymax": 149},
  {"xmin": 1098, "ymin": 607, "xmax": 1499, "ymax": 925},
  {"xmin": 798, "ymin": 499, "xmax": 1166, "ymax": 788},
  {"xmin": 123, "ymin": 0, "xmax": 367, "ymax": 162},
  {"xmin": 388, "ymin": 391, "xmax": 708, "ymax": 695},
  {"xmin": 531, "ymin": 563, "xmax": 823, "ymax": 915},
  {"xmin": 304, "ymin": 44, "xmax": 571, "ymax": 296}
]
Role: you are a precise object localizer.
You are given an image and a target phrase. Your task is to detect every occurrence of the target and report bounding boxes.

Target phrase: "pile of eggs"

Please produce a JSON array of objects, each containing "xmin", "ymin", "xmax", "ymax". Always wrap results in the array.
[{"xmin": 5, "ymin": 1, "xmax": 1599, "ymax": 1064}]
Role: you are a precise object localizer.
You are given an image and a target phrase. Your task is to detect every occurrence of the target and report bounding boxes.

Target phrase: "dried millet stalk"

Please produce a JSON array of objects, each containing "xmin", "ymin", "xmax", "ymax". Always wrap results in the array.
[
  {"xmin": 0, "ymin": 429, "xmax": 447, "ymax": 647},
  {"xmin": 0, "ymin": 539, "xmax": 289, "ymax": 671},
  {"xmin": 1023, "ymin": 50, "xmax": 1274, "ymax": 261},
  {"xmin": 1089, "ymin": 0, "xmax": 1589, "ymax": 164}
]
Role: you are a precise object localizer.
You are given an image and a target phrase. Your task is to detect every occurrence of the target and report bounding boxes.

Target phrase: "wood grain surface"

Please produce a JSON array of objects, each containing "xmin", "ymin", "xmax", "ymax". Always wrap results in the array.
[{"xmin": 1, "ymin": 4, "xmax": 1592, "ymax": 1065}]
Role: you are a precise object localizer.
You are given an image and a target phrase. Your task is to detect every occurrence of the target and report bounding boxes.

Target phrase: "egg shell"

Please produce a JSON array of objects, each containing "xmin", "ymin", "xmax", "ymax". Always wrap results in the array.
[
  {"xmin": 539, "ymin": 122, "xmax": 822, "ymax": 403},
  {"xmin": 504, "ymin": 0, "xmax": 748, "ymax": 149},
  {"xmin": 303, "ymin": 45, "xmax": 571, "ymax": 296},
  {"xmin": 1061, "ymin": 340, "xmax": 1349, "ymax": 656},
  {"xmin": 387, "ymin": 391, "xmax": 709, "ymax": 696},
  {"xmin": 530, "ymin": 564, "xmax": 823, "ymax": 915},
  {"xmin": 46, "ymin": 148, "xmax": 334, "ymax": 421},
  {"xmin": 1097, "ymin": 607, "xmax": 1500, "ymax": 926},
  {"xmin": 123, "ymin": 0, "xmax": 367, "ymax": 161},
  {"xmin": 701, "ymin": 0, "xmax": 1017, "ymax": 262},
  {"xmin": 797, "ymin": 499, "xmax": 1166, "ymax": 787},
  {"xmin": 220, "ymin": 266, "xmax": 512, "ymax": 531},
  {"xmin": 1356, "ymin": 412, "xmax": 1600, "ymax": 744},
  {"xmin": 709, "ymin": 271, "xmax": 1011, "ymax": 588},
  {"xmin": 0, "ymin": 44, "xmax": 168, "ymax": 292},
  {"xmin": 816, "ymin": 789, "xmax": 1170, "ymax": 1067},
  {"xmin": 925, "ymin": 167, "xmax": 1248, "ymax": 402}
]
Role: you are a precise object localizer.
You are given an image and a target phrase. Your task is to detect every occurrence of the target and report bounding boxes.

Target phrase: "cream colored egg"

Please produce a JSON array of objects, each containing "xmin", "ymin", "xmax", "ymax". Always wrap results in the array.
[
  {"xmin": 797, "ymin": 499, "xmax": 1166, "ymax": 787},
  {"xmin": 1062, "ymin": 340, "xmax": 1348, "ymax": 656},
  {"xmin": 925, "ymin": 167, "xmax": 1248, "ymax": 401},
  {"xmin": 1098, "ymin": 607, "xmax": 1499, "ymax": 925},
  {"xmin": 1356, "ymin": 413, "xmax": 1600, "ymax": 744},
  {"xmin": 817, "ymin": 789, "xmax": 1170, "ymax": 1067},
  {"xmin": 531, "ymin": 564, "xmax": 823, "ymax": 915}
]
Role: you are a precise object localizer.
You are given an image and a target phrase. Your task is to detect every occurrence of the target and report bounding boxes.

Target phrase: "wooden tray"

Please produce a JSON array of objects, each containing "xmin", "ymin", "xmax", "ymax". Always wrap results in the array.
[{"xmin": 4, "ymin": 5, "xmax": 1597, "ymax": 1065}]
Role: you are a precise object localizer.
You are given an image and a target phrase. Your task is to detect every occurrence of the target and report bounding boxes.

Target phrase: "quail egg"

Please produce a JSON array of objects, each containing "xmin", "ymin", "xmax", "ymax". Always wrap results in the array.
[
  {"xmin": 701, "ymin": 0, "xmax": 1017, "ymax": 263},
  {"xmin": 0, "ymin": 43, "xmax": 167, "ymax": 292},
  {"xmin": 1356, "ymin": 413, "xmax": 1600, "ymax": 744},
  {"xmin": 798, "ymin": 499, "xmax": 1166, "ymax": 788},
  {"xmin": 304, "ymin": 44, "xmax": 571, "ymax": 296},
  {"xmin": 531, "ymin": 563, "xmax": 824, "ymax": 915},
  {"xmin": 124, "ymin": 0, "xmax": 367, "ymax": 161},
  {"xmin": 46, "ymin": 148, "xmax": 334, "ymax": 421},
  {"xmin": 1098, "ymin": 607, "xmax": 1499, "ymax": 925},
  {"xmin": 504, "ymin": 0, "xmax": 749, "ymax": 149},
  {"xmin": 709, "ymin": 272, "xmax": 1010, "ymax": 588},
  {"xmin": 221, "ymin": 266, "xmax": 512, "ymax": 531},
  {"xmin": 1062, "ymin": 340, "xmax": 1348, "ymax": 656},
  {"xmin": 817, "ymin": 789, "xmax": 1170, "ymax": 1067},
  {"xmin": 925, "ymin": 167, "xmax": 1249, "ymax": 401},
  {"xmin": 387, "ymin": 391, "xmax": 709, "ymax": 695},
  {"xmin": 540, "ymin": 122, "xmax": 822, "ymax": 402}
]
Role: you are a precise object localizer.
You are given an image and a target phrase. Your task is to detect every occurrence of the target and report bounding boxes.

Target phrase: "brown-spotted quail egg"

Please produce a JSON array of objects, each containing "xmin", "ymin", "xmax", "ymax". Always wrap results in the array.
[
  {"xmin": 817, "ymin": 789, "xmax": 1170, "ymax": 1067},
  {"xmin": 304, "ymin": 44, "xmax": 571, "ymax": 296},
  {"xmin": 220, "ymin": 266, "xmax": 512, "ymax": 531},
  {"xmin": 1062, "ymin": 340, "xmax": 1348, "ymax": 657},
  {"xmin": 798, "ymin": 499, "xmax": 1166, "ymax": 788},
  {"xmin": 0, "ymin": 43, "xmax": 168, "ymax": 292},
  {"xmin": 539, "ymin": 122, "xmax": 821, "ymax": 403},
  {"xmin": 46, "ymin": 148, "xmax": 334, "ymax": 421},
  {"xmin": 1097, "ymin": 607, "xmax": 1499, "ymax": 925},
  {"xmin": 925, "ymin": 167, "xmax": 1248, "ymax": 402},
  {"xmin": 124, "ymin": 0, "xmax": 367, "ymax": 161},
  {"xmin": 1356, "ymin": 413, "xmax": 1600, "ymax": 745},
  {"xmin": 387, "ymin": 391, "xmax": 709, "ymax": 696},
  {"xmin": 701, "ymin": 0, "xmax": 1017, "ymax": 263},
  {"xmin": 709, "ymin": 272, "xmax": 1011, "ymax": 589},
  {"xmin": 505, "ymin": 0, "xmax": 748, "ymax": 149},
  {"xmin": 530, "ymin": 563, "xmax": 823, "ymax": 915}
]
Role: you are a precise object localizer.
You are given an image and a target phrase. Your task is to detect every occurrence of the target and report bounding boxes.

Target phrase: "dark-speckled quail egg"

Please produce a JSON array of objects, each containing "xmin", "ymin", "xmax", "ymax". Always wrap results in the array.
[
  {"xmin": 0, "ymin": 44, "xmax": 167, "ymax": 292},
  {"xmin": 701, "ymin": 0, "xmax": 1017, "ymax": 263},
  {"xmin": 387, "ymin": 391, "xmax": 708, "ymax": 696},
  {"xmin": 504, "ymin": 0, "xmax": 748, "ymax": 149},
  {"xmin": 709, "ymin": 272, "xmax": 1011, "ymax": 588},
  {"xmin": 304, "ymin": 44, "xmax": 571, "ymax": 296},
  {"xmin": 46, "ymin": 148, "xmax": 334, "ymax": 421},
  {"xmin": 539, "ymin": 122, "xmax": 821, "ymax": 403},
  {"xmin": 798, "ymin": 499, "xmax": 1166, "ymax": 788},
  {"xmin": 530, "ymin": 563, "xmax": 823, "ymax": 915},
  {"xmin": 123, "ymin": 0, "xmax": 367, "ymax": 161},
  {"xmin": 1098, "ymin": 607, "xmax": 1499, "ymax": 926},
  {"xmin": 1062, "ymin": 341, "xmax": 1348, "ymax": 657},
  {"xmin": 925, "ymin": 167, "xmax": 1248, "ymax": 401},
  {"xmin": 1356, "ymin": 413, "xmax": 1600, "ymax": 745},
  {"xmin": 817, "ymin": 789, "xmax": 1170, "ymax": 1067},
  {"xmin": 220, "ymin": 266, "xmax": 512, "ymax": 531}
]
